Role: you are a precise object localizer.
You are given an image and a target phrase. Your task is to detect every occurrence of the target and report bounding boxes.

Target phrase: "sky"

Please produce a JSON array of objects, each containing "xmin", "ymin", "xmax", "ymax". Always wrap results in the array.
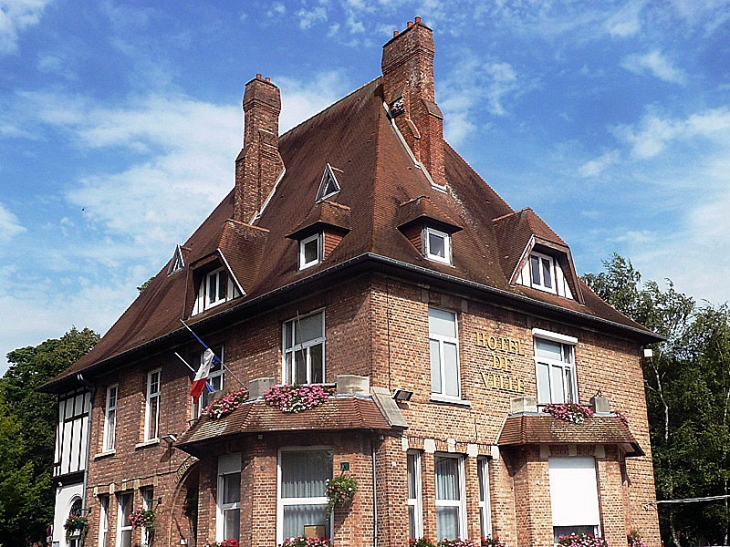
[{"xmin": 1, "ymin": 0, "xmax": 730, "ymax": 375}]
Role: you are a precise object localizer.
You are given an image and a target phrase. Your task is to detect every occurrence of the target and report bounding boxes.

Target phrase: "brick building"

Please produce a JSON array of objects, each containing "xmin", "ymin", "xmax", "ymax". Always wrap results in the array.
[{"xmin": 42, "ymin": 18, "xmax": 662, "ymax": 547}]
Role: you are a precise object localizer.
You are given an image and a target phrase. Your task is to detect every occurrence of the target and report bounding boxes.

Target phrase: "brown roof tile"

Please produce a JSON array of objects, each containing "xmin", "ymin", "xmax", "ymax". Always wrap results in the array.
[{"xmin": 498, "ymin": 414, "xmax": 644, "ymax": 457}]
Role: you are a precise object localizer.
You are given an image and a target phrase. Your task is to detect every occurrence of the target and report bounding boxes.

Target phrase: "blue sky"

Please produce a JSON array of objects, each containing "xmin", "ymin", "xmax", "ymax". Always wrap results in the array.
[{"xmin": 1, "ymin": 0, "xmax": 729, "ymax": 375}]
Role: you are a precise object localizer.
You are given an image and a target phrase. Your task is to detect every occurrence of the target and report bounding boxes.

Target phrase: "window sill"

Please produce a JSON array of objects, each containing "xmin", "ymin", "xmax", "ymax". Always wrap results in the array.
[
  {"xmin": 94, "ymin": 450, "xmax": 116, "ymax": 460},
  {"xmin": 135, "ymin": 439, "xmax": 160, "ymax": 450},
  {"xmin": 430, "ymin": 394, "xmax": 471, "ymax": 407}
]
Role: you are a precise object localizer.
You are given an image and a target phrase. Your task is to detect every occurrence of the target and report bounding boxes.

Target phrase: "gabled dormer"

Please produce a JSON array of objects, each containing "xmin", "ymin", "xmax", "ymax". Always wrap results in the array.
[
  {"xmin": 493, "ymin": 208, "xmax": 583, "ymax": 303},
  {"xmin": 316, "ymin": 163, "xmax": 342, "ymax": 202},
  {"xmin": 190, "ymin": 250, "xmax": 244, "ymax": 315},
  {"xmin": 167, "ymin": 244, "xmax": 187, "ymax": 275},
  {"xmin": 397, "ymin": 196, "xmax": 462, "ymax": 266},
  {"xmin": 286, "ymin": 200, "xmax": 351, "ymax": 271}
]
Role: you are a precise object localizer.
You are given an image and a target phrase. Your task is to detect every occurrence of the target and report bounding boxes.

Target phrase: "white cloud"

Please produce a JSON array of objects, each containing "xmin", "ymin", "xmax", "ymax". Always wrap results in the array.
[
  {"xmin": 613, "ymin": 107, "xmax": 730, "ymax": 159},
  {"xmin": 276, "ymin": 71, "xmax": 351, "ymax": 133},
  {"xmin": 579, "ymin": 150, "xmax": 620, "ymax": 178},
  {"xmin": 297, "ymin": 6, "xmax": 328, "ymax": 29},
  {"xmin": 605, "ymin": 0, "xmax": 645, "ymax": 37},
  {"xmin": 0, "ymin": 203, "xmax": 26, "ymax": 242},
  {"xmin": 0, "ymin": 0, "xmax": 52, "ymax": 55},
  {"xmin": 621, "ymin": 50, "xmax": 687, "ymax": 84}
]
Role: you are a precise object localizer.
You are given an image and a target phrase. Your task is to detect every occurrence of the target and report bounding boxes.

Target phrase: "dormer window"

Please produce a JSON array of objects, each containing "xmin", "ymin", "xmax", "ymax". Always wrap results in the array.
[
  {"xmin": 529, "ymin": 252, "xmax": 555, "ymax": 293},
  {"xmin": 299, "ymin": 232, "xmax": 322, "ymax": 270},
  {"xmin": 193, "ymin": 263, "xmax": 241, "ymax": 315},
  {"xmin": 424, "ymin": 227, "xmax": 452, "ymax": 265}
]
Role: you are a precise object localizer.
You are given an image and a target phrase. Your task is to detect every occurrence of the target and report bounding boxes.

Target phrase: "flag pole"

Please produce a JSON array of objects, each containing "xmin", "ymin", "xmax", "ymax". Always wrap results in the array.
[{"xmin": 180, "ymin": 319, "xmax": 246, "ymax": 389}]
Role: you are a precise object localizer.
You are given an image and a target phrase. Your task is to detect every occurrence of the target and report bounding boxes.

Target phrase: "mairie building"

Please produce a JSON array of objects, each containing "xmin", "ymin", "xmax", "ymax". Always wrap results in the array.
[{"xmin": 42, "ymin": 18, "xmax": 663, "ymax": 547}]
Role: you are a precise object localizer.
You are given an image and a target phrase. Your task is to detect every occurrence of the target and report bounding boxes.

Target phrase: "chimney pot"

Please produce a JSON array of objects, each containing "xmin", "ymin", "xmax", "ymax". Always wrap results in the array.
[
  {"xmin": 256, "ymin": 73, "xmax": 262, "ymax": 80},
  {"xmin": 407, "ymin": 21, "xmax": 413, "ymax": 28},
  {"xmin": 393, "ymin": 30, "xmax": 399, "ymax": 37},
  {"xmin": 265, "ymin": 76, "xmax": 270, "ymax": 82},
  {"xmin": 415, "ymin": 16, "xmax": 421, "ymax": 24}
]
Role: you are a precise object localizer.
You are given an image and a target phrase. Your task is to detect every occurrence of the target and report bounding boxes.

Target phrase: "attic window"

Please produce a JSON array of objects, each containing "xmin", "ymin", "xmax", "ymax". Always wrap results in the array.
[
  {"xmin": 168, "ymin": 244, "xmax": 185, "ymax": 275},
  {"xmin": 193, "ymin": 266, "xmax": 241, "ymax": 314},
  {"xmin": 517, "ymin": 250, "xmax": 574, "ymax": 299},
  {"xmin": 424, "ymin": 227, "xmax": 452, "ymax": 265},
  {"xmin": 299, "ymin": 233, "xmax": 322, "ymax": 270},
  {"xmin": 316, "ymin": 164, "xmax": 341, "ymax": 202}
]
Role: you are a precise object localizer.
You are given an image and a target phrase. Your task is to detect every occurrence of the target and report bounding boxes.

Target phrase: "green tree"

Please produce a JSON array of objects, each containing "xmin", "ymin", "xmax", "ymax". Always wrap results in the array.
[
  {"xmin": 0, "ymin": 327, "xmax": 99, "ymax": 547},
  {"xmin": 585, "ymin": 254, "xmax": 730, "ymax": 546}
]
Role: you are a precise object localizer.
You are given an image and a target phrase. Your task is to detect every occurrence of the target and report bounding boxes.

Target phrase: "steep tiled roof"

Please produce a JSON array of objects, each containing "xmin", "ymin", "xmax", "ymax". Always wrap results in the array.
[
  {"xmin": 176, "ymin": 395, "xmax": 392, "ymax": 456},
  {"xmin": 43, "ymin": 76, "xmax": 659, "ymax": 391},
  {"xmin": 498, "ymin": 414, "xmax": 644, "ymax": 457}
]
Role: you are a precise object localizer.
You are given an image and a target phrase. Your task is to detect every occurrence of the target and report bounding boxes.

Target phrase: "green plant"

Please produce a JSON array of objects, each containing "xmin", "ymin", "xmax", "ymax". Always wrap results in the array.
[
  {"xmin": 64, "ymin": 515, "xmax": 88, "ymax": 544},
  {"xmin": 128, "ymin": 509, "xmax": 156, "ymax": 530},
  {"xmin": 409, "ymin": 539, "xmax": 437, "ymax": 547},
  {"xmin": 325, "ymin": 473, "xmax": 358, "ymax": 514}
]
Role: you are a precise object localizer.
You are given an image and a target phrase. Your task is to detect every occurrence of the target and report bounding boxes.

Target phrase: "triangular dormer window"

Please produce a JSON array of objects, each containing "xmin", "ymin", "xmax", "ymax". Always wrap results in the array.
[
  {"xmin": 168, "ymin": 244, "xmax": 185, "ymax": 275},
  {"xmin": 516, "ymin": 247, "xmax": 574, "ymax": 300},
  {"xmin": 316, "ymin": 164, "xmax": 341, "ymax": 202}
]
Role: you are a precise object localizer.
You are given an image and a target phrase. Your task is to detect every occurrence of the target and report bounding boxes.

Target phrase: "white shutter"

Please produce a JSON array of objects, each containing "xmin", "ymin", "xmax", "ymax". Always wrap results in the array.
[{"xmin": 549, "ymin": 457, "xmax": 600, "ymax": 526}]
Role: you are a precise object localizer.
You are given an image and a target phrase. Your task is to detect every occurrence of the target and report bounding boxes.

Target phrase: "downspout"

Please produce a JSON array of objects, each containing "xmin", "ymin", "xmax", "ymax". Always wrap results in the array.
[
  {"xmin": 76, "ymin": 373, "xmax": 96, "ymax": 517},
  {"xmin": 372, "ymin": 438, "xmax": 378, "ymax": 547}
]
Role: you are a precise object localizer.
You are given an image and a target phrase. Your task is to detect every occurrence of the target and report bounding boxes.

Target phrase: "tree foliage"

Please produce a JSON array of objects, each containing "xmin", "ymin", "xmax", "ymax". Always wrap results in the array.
[
  {"xmin": 585, "ymin": 254, "xmax": 730, "ymax": 546},
  {"xmin": 0, "ymin": 327, "xmax": 99, "ymax": 547}
]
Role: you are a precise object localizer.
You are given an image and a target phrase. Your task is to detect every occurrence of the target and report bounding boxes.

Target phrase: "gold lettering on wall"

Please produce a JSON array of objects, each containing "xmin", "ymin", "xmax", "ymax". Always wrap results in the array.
[{"xmin": 475, "ymin": 329, "xmax": 526, "ymax": 394}]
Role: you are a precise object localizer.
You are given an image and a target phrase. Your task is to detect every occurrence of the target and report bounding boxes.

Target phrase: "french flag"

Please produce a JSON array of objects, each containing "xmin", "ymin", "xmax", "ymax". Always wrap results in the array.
[{"xmin": 190, "ymin": 347, "xmax": 220, "ymax": 403}]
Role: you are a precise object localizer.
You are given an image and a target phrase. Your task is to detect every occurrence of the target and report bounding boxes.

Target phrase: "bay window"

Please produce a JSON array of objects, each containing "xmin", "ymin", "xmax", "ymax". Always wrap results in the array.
[
  {"xmin": 549, "ymin": 457, "xmax": 601, "ymax": 542},
  {"xmin": 434, "ymin": 455, "xmax": 466, "ymax": 541},
  {"xmin": 217, "ymin": 453, "xmax": 241, "ymax": 542},
  {"xmin": 278, "ymin": 448, "xmax": 332, "ymax": 544}
]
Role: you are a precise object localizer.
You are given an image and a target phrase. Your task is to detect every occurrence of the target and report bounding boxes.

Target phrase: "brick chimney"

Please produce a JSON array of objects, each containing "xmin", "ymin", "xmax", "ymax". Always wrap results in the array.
[
  {"xmin": 234, "ymin": 74, "xmax": 285, "ymax": 223},
  {"xmin": 381, "ymin": 17, "xmax": 445, "ymax": 187}
]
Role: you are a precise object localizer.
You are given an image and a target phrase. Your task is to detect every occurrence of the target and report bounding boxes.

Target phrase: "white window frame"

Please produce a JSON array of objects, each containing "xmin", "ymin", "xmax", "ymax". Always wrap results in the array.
[
  {"xmin": 434, "ymin": 454, "xmax": 467, "ymax": 541},
  {"xmin": 205, "ymin": 268, "xmax": 229, "ymax": 309},
  {"xmin": 529, "ymin": 251, "xmax": 556, "ymax": 293},
  {"xmin": 424, "ymin": 227, "xmax": 452, "ymax": 265},
  {"xmin": 141, "ymin": 487, "xmax": 154, "ymax": 547},
  {"xmin": 116, "ymin": 492, "xmax": 133, "ymax": 547},
  {"xmin": 217, "ymin": 453, "xmax": 241, "ymax": 542},
  {"xmin": 282, "ymin": 310, "xmax": 326, "ymax": 385},
  {"xmin": 98, "ymin": 495, "xmax": 109, "ymax": 547},
  {"xmin": 478, "ymin": 458, "xmax": 493, "ymax": 538},
  {"xmin": 144, "ymin": 370, "xmax": 161, "ymax": 442},
  {"xmin": 102, "ymin": 385, "xmax": 118, "ymax": 452},
  {"xmin": 277, "ymin": 447, "xmax": 333, "ymax": 546},
  {"xmin": 193, "ymin": 346, "xmax": 225, "ymax": 417},
  {"xmin": 429, "ymin": 307, "xmax": 461, "ymax": 400},
  {"xmin": 299, "ymin": 233, "xmax": 323, "ymax": 270},
  {"xmin": 533, "ymin": 329, "xmax": 578, "ymax": 405},
  {"xmin": 549, "ymin": 457, "xmax": 601, "ymax": 543},
  {"xmin": 407, "ymin": 450, "xmax": 423, "ymax": 540}
]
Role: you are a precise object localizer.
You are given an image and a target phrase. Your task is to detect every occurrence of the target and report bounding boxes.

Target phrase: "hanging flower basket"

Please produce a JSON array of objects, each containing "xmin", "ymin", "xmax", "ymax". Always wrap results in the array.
[
  {"xmin": 64, "ymin": 515, "xmax": 88, "ymax": 541},
  {"xmin": 128, "ymin": 508, "xmax": 156, "ymax": 531},
  {"xmin": 263, "ymin": 384, "xmax": 335, "ymax": 413},
  {"xmin": 542, "ymin": 402, "xmax": 594, "ymax": 424},
  {"xmin": 325, "ymin": 474, "xmax": 358, "ymax": 515},
  {"xmin": 558, "ymin": 534, "xmax": 609, "ymax": 547},
  {"xmin": 627, "ymin": 532, "xmax": 646, "ymax": 547},
  {"xmin": 203, "ymin": 387, "xmax": 250, "ymax": 419}
]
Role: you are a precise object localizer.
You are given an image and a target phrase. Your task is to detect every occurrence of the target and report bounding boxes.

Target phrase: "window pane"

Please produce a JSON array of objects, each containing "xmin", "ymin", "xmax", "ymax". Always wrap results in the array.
[
  {"xmin": 443, "ymin": 342, "xmax": 459, "ymax": 397},
  {"xmin": 217, "ymin": 271, "xmax": 227, "ymax": 301},
  {"xmin": 429, "ymin": 309, "xmax": 456, "ymax": 338},
  {"xmin": 477, "ymin": 461, "xmax": 485, "ymax": 502},
  {"xmin": 119, "ymin": 530, "xmax": 132, "ymax": 547},
  {"xmin": 119, "ymin": 494, "xmax": 132, "ymax": 520},
  {"xmin": 299, "ymin": 313, "xmax": 323, "ymax": 342},
  {"xmin": 436, "ymin": 507, "xmax": 460, "ymax": 540},
  {"xmin": 304, "ymin": 238, "xmax": 319, "ymax": 264},
  {"xmin": 535, "ymin": 339, "xmax": 562, "ymax": 360},
  {"xmin": 283, "ymin": 504, "xmax": 328, "ymax": 539},
  {"xmin": 294, "ymin": 352, "xmax": 307, "ymax": 385},
  {"xmin": 428, "ymin": 232, "xmax": 446, "ymax": 258},
  {"xmin": 552, "ymin": 365, "xmax": 565, "ymax": 403},
  {"xmin": 430, "ymin": 339, "xmax": 442, "ymax": 394},
  {"xmin": 223, "ymin": 473, "xmax": 240, "ymax": 504},
  {"xmin": 530, "ymin": 255, "xmax": 541, "ymax": 285},
  {"xmin": 541, "ymin": 257, "xmax": 553, "ymax": 289},
  {"xmin": 285, "ymin": 323, "xmax": 293, "ymax": 349},
  {"xmin": 223, "ymin": 508, "xmax": 240, "ymax": 540},
  {"xmin": 284, "ymin": 353, "xmax": 294, "ymax": 384},
  {"xmin": 407, "ymin": 454, "xmax": 417, "ymax": 499},
  {"xmin": 408, "ymin": 506, "xmax": 416, "ymax": 539},
  {"xmin": 208, "ymin": 273, "xmax": 218, "ymax": 302},
  {"xmin": 310, "ymin": 344, "xmax": 323, "ymax": 383},
  {"xmin": 564, "ymin": 368, "xmax": 574, "ymax": 402},
  {"xmin": 537, "ymin": 363, "xmax": 551, "ymax": 404},
  {"xmin": 147, "ymin": 401, "xmax": 159, "ymax": 439},
  {"xmin": 281, "ymin": 451, "xmax": 332, "ymax": 498},
  {"xmin": 435, "ymin": 458, "xmax": 459, "ymax": 500}
]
